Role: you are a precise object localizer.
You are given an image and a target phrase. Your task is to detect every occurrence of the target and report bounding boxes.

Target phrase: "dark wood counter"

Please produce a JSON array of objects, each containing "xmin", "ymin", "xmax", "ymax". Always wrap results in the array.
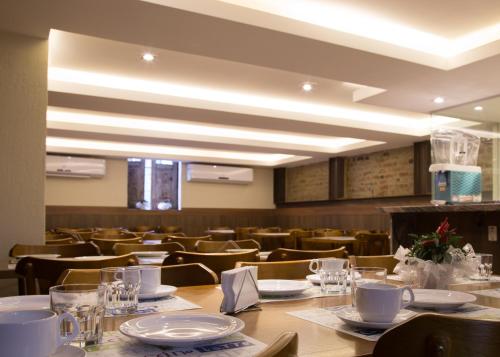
[{"xmin": 381, "ymin": 202, "xmax": 500, "ymax": 274}]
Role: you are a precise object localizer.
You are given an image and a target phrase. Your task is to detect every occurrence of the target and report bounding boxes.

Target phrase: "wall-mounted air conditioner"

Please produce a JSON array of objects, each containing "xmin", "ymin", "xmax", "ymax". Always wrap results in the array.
[
  {"xmin": 186, "ymin": 164, "xmax": 253, "ymax": 184},
  {"xmin": 46, "ymin": 155, "xmax": 106, "ymax": 178}
]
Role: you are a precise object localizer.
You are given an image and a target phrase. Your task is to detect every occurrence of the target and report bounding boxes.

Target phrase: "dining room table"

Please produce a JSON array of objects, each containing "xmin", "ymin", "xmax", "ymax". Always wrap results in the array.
[
  {"xmin": 250, "ymin": 232, "xmax": 295, "ymax": 250},
  {"xmin": 101, "ymin": 278, "xmax": 500, "ymax": 357}
]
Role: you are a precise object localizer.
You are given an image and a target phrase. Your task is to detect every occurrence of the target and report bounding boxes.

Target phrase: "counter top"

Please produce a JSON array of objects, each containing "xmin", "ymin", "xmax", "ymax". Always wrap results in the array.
[{"xmin": 380, "ymin": 202, "xmax": 500, "ymax": 213}]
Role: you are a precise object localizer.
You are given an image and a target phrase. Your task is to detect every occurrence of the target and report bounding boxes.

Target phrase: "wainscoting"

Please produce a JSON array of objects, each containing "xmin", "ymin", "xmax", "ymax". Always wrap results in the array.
[{"xmin": 47, "ymin": 196, "xmax": 430, "ymax": 236}]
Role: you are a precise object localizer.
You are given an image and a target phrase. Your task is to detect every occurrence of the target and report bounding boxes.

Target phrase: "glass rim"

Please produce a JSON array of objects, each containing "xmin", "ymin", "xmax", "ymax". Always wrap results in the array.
[
  {"xmin": 351, "ymin": 266, "xmax": 388, "ymax": 272},
  {"xmin": 100, "ymin": 266, "xmax": 141, "ymax": 272},
  {"xmin": 49, "ymin": 283, "xmax": 106, "ymax": 293}
]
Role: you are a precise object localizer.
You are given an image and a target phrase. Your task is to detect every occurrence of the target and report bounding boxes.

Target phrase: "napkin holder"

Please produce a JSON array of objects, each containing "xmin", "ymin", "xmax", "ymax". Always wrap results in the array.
[{"xmin": 220, "ymin": 266, "xmax": 260, "ymax": 314}]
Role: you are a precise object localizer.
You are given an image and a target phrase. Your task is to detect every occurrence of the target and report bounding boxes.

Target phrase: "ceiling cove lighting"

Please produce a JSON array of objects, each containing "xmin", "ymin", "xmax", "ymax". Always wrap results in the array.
[
  {"xmin": 48, "ymin": 67, "xmax": 462, "ymax": 135},
  {"xmin": 217, "ymin": 0, "xmax": 500, "ymax": 57},
  {"xmin": 141, "ymin": 53, "xmax": 155, "ymax": 62},
  {"xmin": 46, "ymin": 137, "xmax": 302, "ymax": 165},
  {"xmin": 433, "ymin": 97, "xmax": 445, "ymax": 104},
  {"xmin": 474, "ymin": 106, "xmax": 483, "ymax": 111},
  {"xmin": 46, "ymin": 108, "xmax": 367, "ymax": 151}
]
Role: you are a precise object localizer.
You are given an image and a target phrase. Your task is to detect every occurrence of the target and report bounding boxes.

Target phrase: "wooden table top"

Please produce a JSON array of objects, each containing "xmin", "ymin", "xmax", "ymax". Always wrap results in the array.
[
  {"xmin": 252, "ymin": 232, "xmax": 291, "ymax": 237},
  {"xmin": 104, "ymin": 278, "xmax": 500, "ymax": 357}
]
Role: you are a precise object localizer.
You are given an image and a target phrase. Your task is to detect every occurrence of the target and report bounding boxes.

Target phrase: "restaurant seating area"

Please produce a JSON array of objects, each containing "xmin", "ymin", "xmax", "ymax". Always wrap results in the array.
[{"xmin": 3, "ymin": 1, "xmax": 500, "ymax": 356}]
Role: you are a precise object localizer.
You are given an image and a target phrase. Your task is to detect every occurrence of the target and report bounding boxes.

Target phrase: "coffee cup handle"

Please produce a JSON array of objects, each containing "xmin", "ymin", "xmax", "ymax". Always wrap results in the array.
[
  {"xmin": 400, "ymin": 286, "xmax": 415, "ymax": 309},
  {"xmin": 56, "ymin": 312, "xmax": 80, "ymax": 347},
  {"xmin": 309, "ymin": 259, "xmax": 319, "ymax": 274}
]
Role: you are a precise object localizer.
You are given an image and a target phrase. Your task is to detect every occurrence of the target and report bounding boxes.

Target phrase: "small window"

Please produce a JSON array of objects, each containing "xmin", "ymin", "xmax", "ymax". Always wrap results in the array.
[{"xmin": 127, "ymin": 158, "xmax": 180, "ymax": 210}]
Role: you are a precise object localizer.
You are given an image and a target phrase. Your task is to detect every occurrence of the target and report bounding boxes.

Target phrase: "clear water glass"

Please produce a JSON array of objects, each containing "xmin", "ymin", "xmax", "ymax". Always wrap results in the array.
[
  {"xmin": 49, "ymin": 284, "xmax": 106, "ymax": 347},
  {"xmin": 350, "ymin": 267, "xmax": 387, "ymax": 307},
  {"xmin": 100, "ymin": 267, "xmax": 141, "ymax": 315},
  {"xmin": 319, "ymin": 269, "xmax": 348, "ymax": 295},
  {"xmin": 475, "ymin": 253, "xmax": 493, "ymax": 280}
]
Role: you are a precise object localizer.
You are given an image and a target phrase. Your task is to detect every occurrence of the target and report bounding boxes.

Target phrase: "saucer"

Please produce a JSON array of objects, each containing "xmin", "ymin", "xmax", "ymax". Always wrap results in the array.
[
  {"xmin": 52, "ymin": 345, "xmax": 86, "ymax": 357},
  {"xmin": 336, "ymin": 306, "xmax": 416, "ymax": 329},
  {"xmin": 138, "ymin": 285, "xmax": 177, "ymax": 300}
]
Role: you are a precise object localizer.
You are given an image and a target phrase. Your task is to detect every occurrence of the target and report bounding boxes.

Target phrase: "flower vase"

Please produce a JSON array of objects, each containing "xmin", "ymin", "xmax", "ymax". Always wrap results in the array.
[{"xmin": 416, "ymin": 261, "xmax": 455, "ymax": 289}]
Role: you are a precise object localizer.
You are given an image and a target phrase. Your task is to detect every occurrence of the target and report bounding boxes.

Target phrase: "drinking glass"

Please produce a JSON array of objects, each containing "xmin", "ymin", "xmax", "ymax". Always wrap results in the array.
[
  {"xmin": 350, "ymin": 267, "xmax": 387, "ymax": 307},
  {"xmin": 49, "ymin": 284, "xmax": 106, "ymax": 347},
  {"xmin": 100, "ymin": 267, "xmax": 141, "ymax": 315},
  {"xmin": 473, "ymin": 253, "xmax": 493, "ymax": 280},
  {"xmin": 311, "ymin": 258, "xmax": 349, "ymax": 295}
]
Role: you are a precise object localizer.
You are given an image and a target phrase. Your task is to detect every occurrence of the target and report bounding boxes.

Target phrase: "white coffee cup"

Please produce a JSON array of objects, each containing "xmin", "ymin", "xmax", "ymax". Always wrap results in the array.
[
  {"xmin": 0, "ymin": 309, "xmax": 79, "ymax": 357},
  {"xmin": 309, "ymin": 258, "xmax": 348, "ymax": 274},
  {"xmin": 355, "ymin": 283, "xmax": 414, "ymax": 323},
  {"xmin": 139, "ymin": 266, "xmax": 161, "ymax": 294}
]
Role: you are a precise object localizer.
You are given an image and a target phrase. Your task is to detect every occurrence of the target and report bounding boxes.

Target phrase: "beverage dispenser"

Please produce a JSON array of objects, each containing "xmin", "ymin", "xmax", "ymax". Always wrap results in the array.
[{"xmin": 429, "ymin": 129, "xmax": 481, "ymax": 204}]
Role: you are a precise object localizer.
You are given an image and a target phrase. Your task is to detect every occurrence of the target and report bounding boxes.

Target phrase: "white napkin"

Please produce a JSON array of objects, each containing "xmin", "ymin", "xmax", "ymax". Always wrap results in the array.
[{"xmin": 220, "ymin": 266, "xmax": 259, "ymax": 313}]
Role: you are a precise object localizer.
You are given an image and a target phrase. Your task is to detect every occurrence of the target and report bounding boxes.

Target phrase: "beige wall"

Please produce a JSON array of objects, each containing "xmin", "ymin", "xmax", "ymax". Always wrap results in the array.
[
  {"xmin": 45, "ymin": 159, "xmax": 128, "ymax": 207},
  {"xmin": 182, "ymin": 164, "xmax": 275, "ymax": 209},
  {"xmin": 0, "ymin": 31, "xmax": 47, "ymax": 247}
]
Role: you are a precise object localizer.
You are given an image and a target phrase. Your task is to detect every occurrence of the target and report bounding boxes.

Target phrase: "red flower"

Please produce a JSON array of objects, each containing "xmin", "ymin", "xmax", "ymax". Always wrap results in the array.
[
  {"xmin": 421, "ymin": 239, "xmax": 436, "ymax": 247},
  {"xmin": 436, "ymin": 217, "xmax": 450, "ymax": 242}
]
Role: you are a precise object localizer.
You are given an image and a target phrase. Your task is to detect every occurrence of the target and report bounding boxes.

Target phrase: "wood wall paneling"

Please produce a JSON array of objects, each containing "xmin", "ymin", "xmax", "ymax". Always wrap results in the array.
[
  {"xmin": 413, "ymin": 140, "xmax": 432, "ymax": 195},
  {"xmin": 329, "ymin": 157, "xmax": 345, "ymax": 200},
  {"xmin": 273, "ymin": 168, "xmax": 286, "ymax": 204}
]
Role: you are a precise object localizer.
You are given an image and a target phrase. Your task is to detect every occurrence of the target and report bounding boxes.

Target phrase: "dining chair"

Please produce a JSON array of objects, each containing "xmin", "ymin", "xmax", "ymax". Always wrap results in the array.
[
  {"xmin": 113, "ymin": 242, "xmax": 185, "ymax": 255},
  {"xmin": 15, "ymin": 254, "xmax": 138, "ymax": 294},
  {"xmin": 58, "ymin": 263, "xmax": 219, "ymax": 287},
  {"xmin": 313, "ymin": 228, "xmax": 344, "ymax": 237},
  {"xmin": 162, "ymin": 235, "xmax": 212, "ymax": 252},
  {"xmin": 94, "ymin": 228, "xmax": 126, "ymax": 235},
  {"xmin": 231, "ymin": 239, "xmax": 261, "ymax": 250},
  {"xmin": 142, "ymin": 232, "xmax": 171, "ymax": 240},
  {"xmin": 236, "ymin": 260, "xmax": 311, "ymax": 279},
  {"xmin": 207, "ymin": 226, "xmax": 231, "ymax": 230},
  {"xmin": 266, "ymin": 247, "xmax": 347, "ymax": 262},
  {"xmin": 254, "ymin": 331, "xmax": 298, "ymax": 357},
  {"xmin": 354, "ymin": 232, "xmax": 390, "ymax": 255},
  {"xmin": 90, "ymin": 237, "xmax": 142, "ymax": 255},
  {"xmin": 45, "ymin": 231, "xmax": 72, "ymax": 240},
  {"xmin": 157, "ymin": 225, "xmax": 182, "ymax": 234},
  {"xmin": 9, "ymin": 242, "xmax": 101, "ymax": 258},
  {"xmin": 301, "ymin": 237, "xmax": 355, "ymax": 254},
  {"xmin": 255, "ymin": 227, "xmax": 282, "ymax": 233},
  {"xmin": 235, "ymin": 227, "xmax": 259, "ymax": 240},
  {"xmin": 195, "ymin": 240, "xmax": 240, "ymax": 253},
  {"xmin": 350, "ymin": 255, "xmax": 399, "ymax": 273},
  {"xmin": 45, "ymin": 237, "xmax": 77, "ymax": 245},
  {"xmin": 91, "ymin": 232, "xmax": 138, "ymax": 239},
  {"xmin": 163, "ymin": 249, "xmax": 259, "ymax": 279},
  {"xmin": 128, "ymin": 225, "xmax": 157, "ymax": 233},
  {"xmin": 250, "ymin": 233, "xmax": 295, "ymax": 251},
  {"xmin": 286, "ymin": 229, "xmax": 314, "ymax": 249},
  {"xmin": 373, "ymin": 313, "xmax": 500, "ymax": 357}
]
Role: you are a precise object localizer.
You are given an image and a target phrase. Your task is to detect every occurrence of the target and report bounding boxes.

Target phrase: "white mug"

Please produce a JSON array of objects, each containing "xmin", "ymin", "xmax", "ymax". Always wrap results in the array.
[
  {"xmin": 355, "ymin": 283, "xmax": 414, "ymax": 323},
  {"xmin": 0, "ymin": 309, "xmax": 79, "ymax": 357},
  {"xmin": 309, "ymin": 258, "xmax": 348, "ymax": 274},
  {"xmin": 139, "ymin": 266, "xmax": 161, "ymax": 294}
]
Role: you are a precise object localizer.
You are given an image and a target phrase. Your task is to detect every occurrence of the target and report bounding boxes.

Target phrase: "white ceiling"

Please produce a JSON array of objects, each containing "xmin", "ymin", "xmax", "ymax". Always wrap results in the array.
[{"xmin": 2, "ymin": 0, "xmax": 500, "ymax": 166}]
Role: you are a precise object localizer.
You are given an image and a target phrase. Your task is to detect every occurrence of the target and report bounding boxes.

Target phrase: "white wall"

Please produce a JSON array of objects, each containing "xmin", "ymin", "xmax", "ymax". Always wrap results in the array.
[
  {"xmin": 181, "ymin": 164, "xmax": 275, "ymax": 209},
  {"xmin": 45, "ymin": 158, "xmax": 128, "ymax": 207}
]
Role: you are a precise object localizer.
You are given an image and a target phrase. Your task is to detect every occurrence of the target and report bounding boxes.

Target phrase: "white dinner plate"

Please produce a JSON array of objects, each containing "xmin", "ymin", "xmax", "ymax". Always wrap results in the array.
[
  {"xmin": 0, "ymin": 295, "xmax": 49, "ymax": 311},
  {"xmin": 336, "ymin": 306, "xmax": 416, "ymax": 329},
  {"xmin": 409, "ymin": 289, "xmax": 476, "ymax": 309},
  {"xmin": 257, "ymin": 279, "xmax": 310, "ymax": 296},
  {"xmin": 120, "ymin": 313, "xmax": 245, "ymax": 347},
  {"xmin": 71, "ymin": 256, "xmax": 115, "ymax": 260},
  {"xmin": 51, "ymin": 345, "xmax": 86, "ymax": 357},
  {"xmin": 131, "ymin": 251, "xmax": 168, "ymax": 257},
  {"xmin": 139, "ymin": 285, "xmax": 177, "ymax": 300},
  {"xmin": 16, "ymin": 254, "xmax": 60, "ymax": 259},
  {"xmin": 306, "ymin": 272, "xmax": 351, "ymax": 285}
]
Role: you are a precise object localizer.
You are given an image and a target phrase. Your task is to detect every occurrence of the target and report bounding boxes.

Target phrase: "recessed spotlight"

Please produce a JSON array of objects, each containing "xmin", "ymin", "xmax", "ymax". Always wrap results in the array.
[
  {"xmin": 302, "ymin": 82, "xmax": 313, "ymax": 92},
  {"xmin": 433, "ymin": 97, "xmax": 445, "ymax": 104},
  {"xmin": 142, "ymin": 53, "xmax": 155, "ymax": 62},
  {"xmin": 474, "ymin": 106, "xmax": 483, "ymax": 111}
]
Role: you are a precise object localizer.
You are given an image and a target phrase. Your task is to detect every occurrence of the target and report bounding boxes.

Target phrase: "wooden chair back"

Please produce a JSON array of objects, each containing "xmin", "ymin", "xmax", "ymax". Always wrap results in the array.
[
  {"xmin": 95, "ymin": 228, "xmax": 125, "ymax": 235},
  {"xmin": 267, "ymin": 247, "xmax": 347, "ymax": 262},
  {"xmin": 236, "ymin": 260, "xmax": 311, "ymax": 279},
  {"xmin": 158, "ymin": 225, "xmax": 182, "ymax": 233},
  {"xmin": 313, "ymin": 229, "xmax": 344, "ymax": 237},
  {"xmin": 90, "ymin": 237, "xmax": 142, "ymax": 255},
  {"xmin": 45, "ymin": 237, "xmax": 77, "ymax": 245},
  {"xmin": 91, "ymin": 232, "xmax": 137, "ymax": 239},
  {"xmin": 255, "ymin": 227, "xmax": 281, "ymax": 233},
  {"xmin": 350, "ymin": 255, "xmax": 399, "ymax": 273},
  {"xmin": 354, "ymin": 233, "xmax": 390, "ymax": 255},
  {"xmin": 129, "ymin": 225, "xmax": 157, "ymax": 233},
  {"xmin": 10, "ymin": 242, "xmax": 101, "ymax": 258},
  {"xmin": 142, "ymin": 232, "xmax": 171, "ymax": 240},
  {"xmin": 163, "ymin": 249, "xmax": 259, "ymax": 279},
  {"xmin": 373, "ymin": 313, "xmax": 500, "ymax": 357},
  {"xmin": 235, "ymin": 227, "xmax": 259, "ymax": 240},
  {"xmin": 162, "ymin": 235, "xmax": 212, "ymax": 252},
  {"xmin": 195, "ymin": 240, "xmax": 240, "ymax": 253},
  {"xmin": 250, "ymin": 233, "xmax": 295, "ymax": 251},
  {"xmin": 232, "ymin": 239, "xmax": 261, "ymax": 250},
  {"xmin": 254, "ymin": 332, "xmax": 298, "ymax": 357},
  {"xmin": 301, "ymin": 238, "xmax": 355, "ymax": 254},
  {"xmin": 45, "ymin": 231, "xmax": 72, "ymax": 240},
  {"xmin": 286, "ymin": 229, "xmax": 314, "ymax": 249},
  {"xmin": 113, "ymin": 242, "xmax": 185, "ymax": 255},
  {"xmin": 16, "ymin": 254, "xmax": 138, "ymax": 294},
  {"xmin": 208, "ymin": 226, "xmax": 231, "ymax": 230},
  {"xmin": 58, "ymin": 263, "xmax": 219, "ymax": 287}
]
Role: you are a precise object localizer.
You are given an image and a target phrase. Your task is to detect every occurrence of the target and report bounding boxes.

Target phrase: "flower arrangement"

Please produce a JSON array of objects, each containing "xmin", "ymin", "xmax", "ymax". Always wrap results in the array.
[{"xmin": 407, "ymin": 217, "xmax": 463, "ymax": 264}]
